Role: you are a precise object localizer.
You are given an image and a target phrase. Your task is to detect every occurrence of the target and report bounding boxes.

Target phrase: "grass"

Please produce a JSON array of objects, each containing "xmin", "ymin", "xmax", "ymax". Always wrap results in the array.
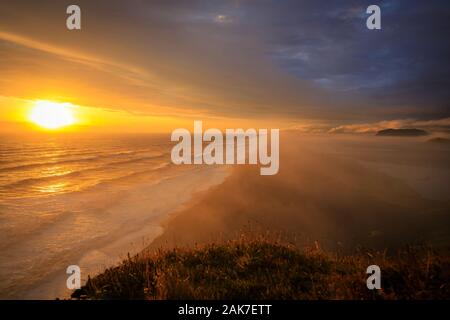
[{"xmin": 72, "ymin": 237, "xmax": 450, "ymax": 300}]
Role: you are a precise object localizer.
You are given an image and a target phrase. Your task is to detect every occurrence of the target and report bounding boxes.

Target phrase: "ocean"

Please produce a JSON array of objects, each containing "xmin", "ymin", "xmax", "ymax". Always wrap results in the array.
[{"xmin": 0, "ymin": 134, "xmax": 229, "ymax": 299}]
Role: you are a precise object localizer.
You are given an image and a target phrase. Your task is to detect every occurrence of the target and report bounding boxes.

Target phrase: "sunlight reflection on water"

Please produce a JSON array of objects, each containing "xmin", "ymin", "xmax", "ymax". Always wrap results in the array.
[{"xmin": 37, "ymin": 182, "xmax": 69, "ymax": 194}]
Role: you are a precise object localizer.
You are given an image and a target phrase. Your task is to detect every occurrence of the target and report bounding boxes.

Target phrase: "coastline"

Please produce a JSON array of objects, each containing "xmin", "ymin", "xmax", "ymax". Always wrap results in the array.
[{"xmin": 22, "ymin": 165, "xmax": 231, "ymax": 300}]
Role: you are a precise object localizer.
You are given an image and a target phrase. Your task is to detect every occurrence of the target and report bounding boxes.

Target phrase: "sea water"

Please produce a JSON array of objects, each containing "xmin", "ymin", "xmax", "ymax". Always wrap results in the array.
[{"xmin": 0, "ymin": 134, "xmax": 229, "ymax": 299}]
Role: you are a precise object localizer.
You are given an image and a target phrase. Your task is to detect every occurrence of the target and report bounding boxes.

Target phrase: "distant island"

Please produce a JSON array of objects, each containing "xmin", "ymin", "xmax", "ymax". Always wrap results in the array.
[{"xmin": 376, "ymin": 128, "xmax": 429, "ymax": 136}]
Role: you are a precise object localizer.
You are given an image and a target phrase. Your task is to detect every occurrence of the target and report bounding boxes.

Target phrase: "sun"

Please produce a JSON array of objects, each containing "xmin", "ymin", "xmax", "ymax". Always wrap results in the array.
[{"xmin": 29, "ymin": 101, "xmax": 76, "ymax": 130}]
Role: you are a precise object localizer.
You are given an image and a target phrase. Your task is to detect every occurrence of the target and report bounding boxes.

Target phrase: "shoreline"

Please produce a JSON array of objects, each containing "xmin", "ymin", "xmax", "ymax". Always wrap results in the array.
[{"xmin": 15, "ymin": 165, "xmax": 231, "ymax": 300}]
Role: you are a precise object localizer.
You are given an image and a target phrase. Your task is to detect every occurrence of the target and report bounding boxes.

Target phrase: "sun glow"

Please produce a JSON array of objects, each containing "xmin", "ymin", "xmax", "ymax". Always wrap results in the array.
[{"xmin": 29, "ymin": 101, "xmax": 76, "ymax": 129}]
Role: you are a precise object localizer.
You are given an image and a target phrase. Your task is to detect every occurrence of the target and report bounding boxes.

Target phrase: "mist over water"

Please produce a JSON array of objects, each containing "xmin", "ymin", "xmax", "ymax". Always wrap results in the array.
[{"xmin": 149, "ymin": 133, "xmax": 450, "ymax": 254}]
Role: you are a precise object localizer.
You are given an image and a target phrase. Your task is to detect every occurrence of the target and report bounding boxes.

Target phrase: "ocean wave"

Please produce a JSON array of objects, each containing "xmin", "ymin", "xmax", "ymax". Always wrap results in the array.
[
  {"xmin": 0, "ymin": 150, "xmax": 165, "ymax": 173},
  {"xmin": 1, "ymin": 157, "xmax": 170, "ymax": 190}
]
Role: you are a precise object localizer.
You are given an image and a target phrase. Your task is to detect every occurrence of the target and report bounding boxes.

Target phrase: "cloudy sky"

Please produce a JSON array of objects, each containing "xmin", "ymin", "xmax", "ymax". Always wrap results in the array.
[{"xmin": 0, "ymin": 0, "xmax": 449, "ymax": 132}]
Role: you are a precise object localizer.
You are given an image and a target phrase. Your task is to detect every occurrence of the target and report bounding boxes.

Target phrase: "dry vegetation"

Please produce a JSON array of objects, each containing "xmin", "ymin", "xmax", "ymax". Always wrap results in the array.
[{"xmin": 72, "ymin": 236, "xmax": 450, "ymax": 300}]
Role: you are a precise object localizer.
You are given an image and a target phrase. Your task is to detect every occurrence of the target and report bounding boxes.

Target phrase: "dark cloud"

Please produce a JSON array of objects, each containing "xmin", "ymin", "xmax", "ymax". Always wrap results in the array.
[{"xmin": 259, "ymin": 0, "xmax": 450, "ymax": 118}]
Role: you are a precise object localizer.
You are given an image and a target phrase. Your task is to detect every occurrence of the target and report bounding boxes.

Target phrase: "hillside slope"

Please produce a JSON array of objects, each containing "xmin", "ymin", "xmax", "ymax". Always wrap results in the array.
[{"xmin": 73, "ymin": 239, "xmax": 450, "ymax": 300}]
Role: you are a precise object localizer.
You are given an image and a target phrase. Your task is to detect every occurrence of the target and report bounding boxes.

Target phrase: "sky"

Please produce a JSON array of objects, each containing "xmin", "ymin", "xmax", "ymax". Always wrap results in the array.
[{"xmin": 0, "ymin": 0, "xmax": 449, "ymax": 133}]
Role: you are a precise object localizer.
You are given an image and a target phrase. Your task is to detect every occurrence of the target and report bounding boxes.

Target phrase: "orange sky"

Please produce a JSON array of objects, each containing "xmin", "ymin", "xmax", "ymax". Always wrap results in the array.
[{"xmin": 0, "ymin": 27, "xmax": 305, "ymax": 133}]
